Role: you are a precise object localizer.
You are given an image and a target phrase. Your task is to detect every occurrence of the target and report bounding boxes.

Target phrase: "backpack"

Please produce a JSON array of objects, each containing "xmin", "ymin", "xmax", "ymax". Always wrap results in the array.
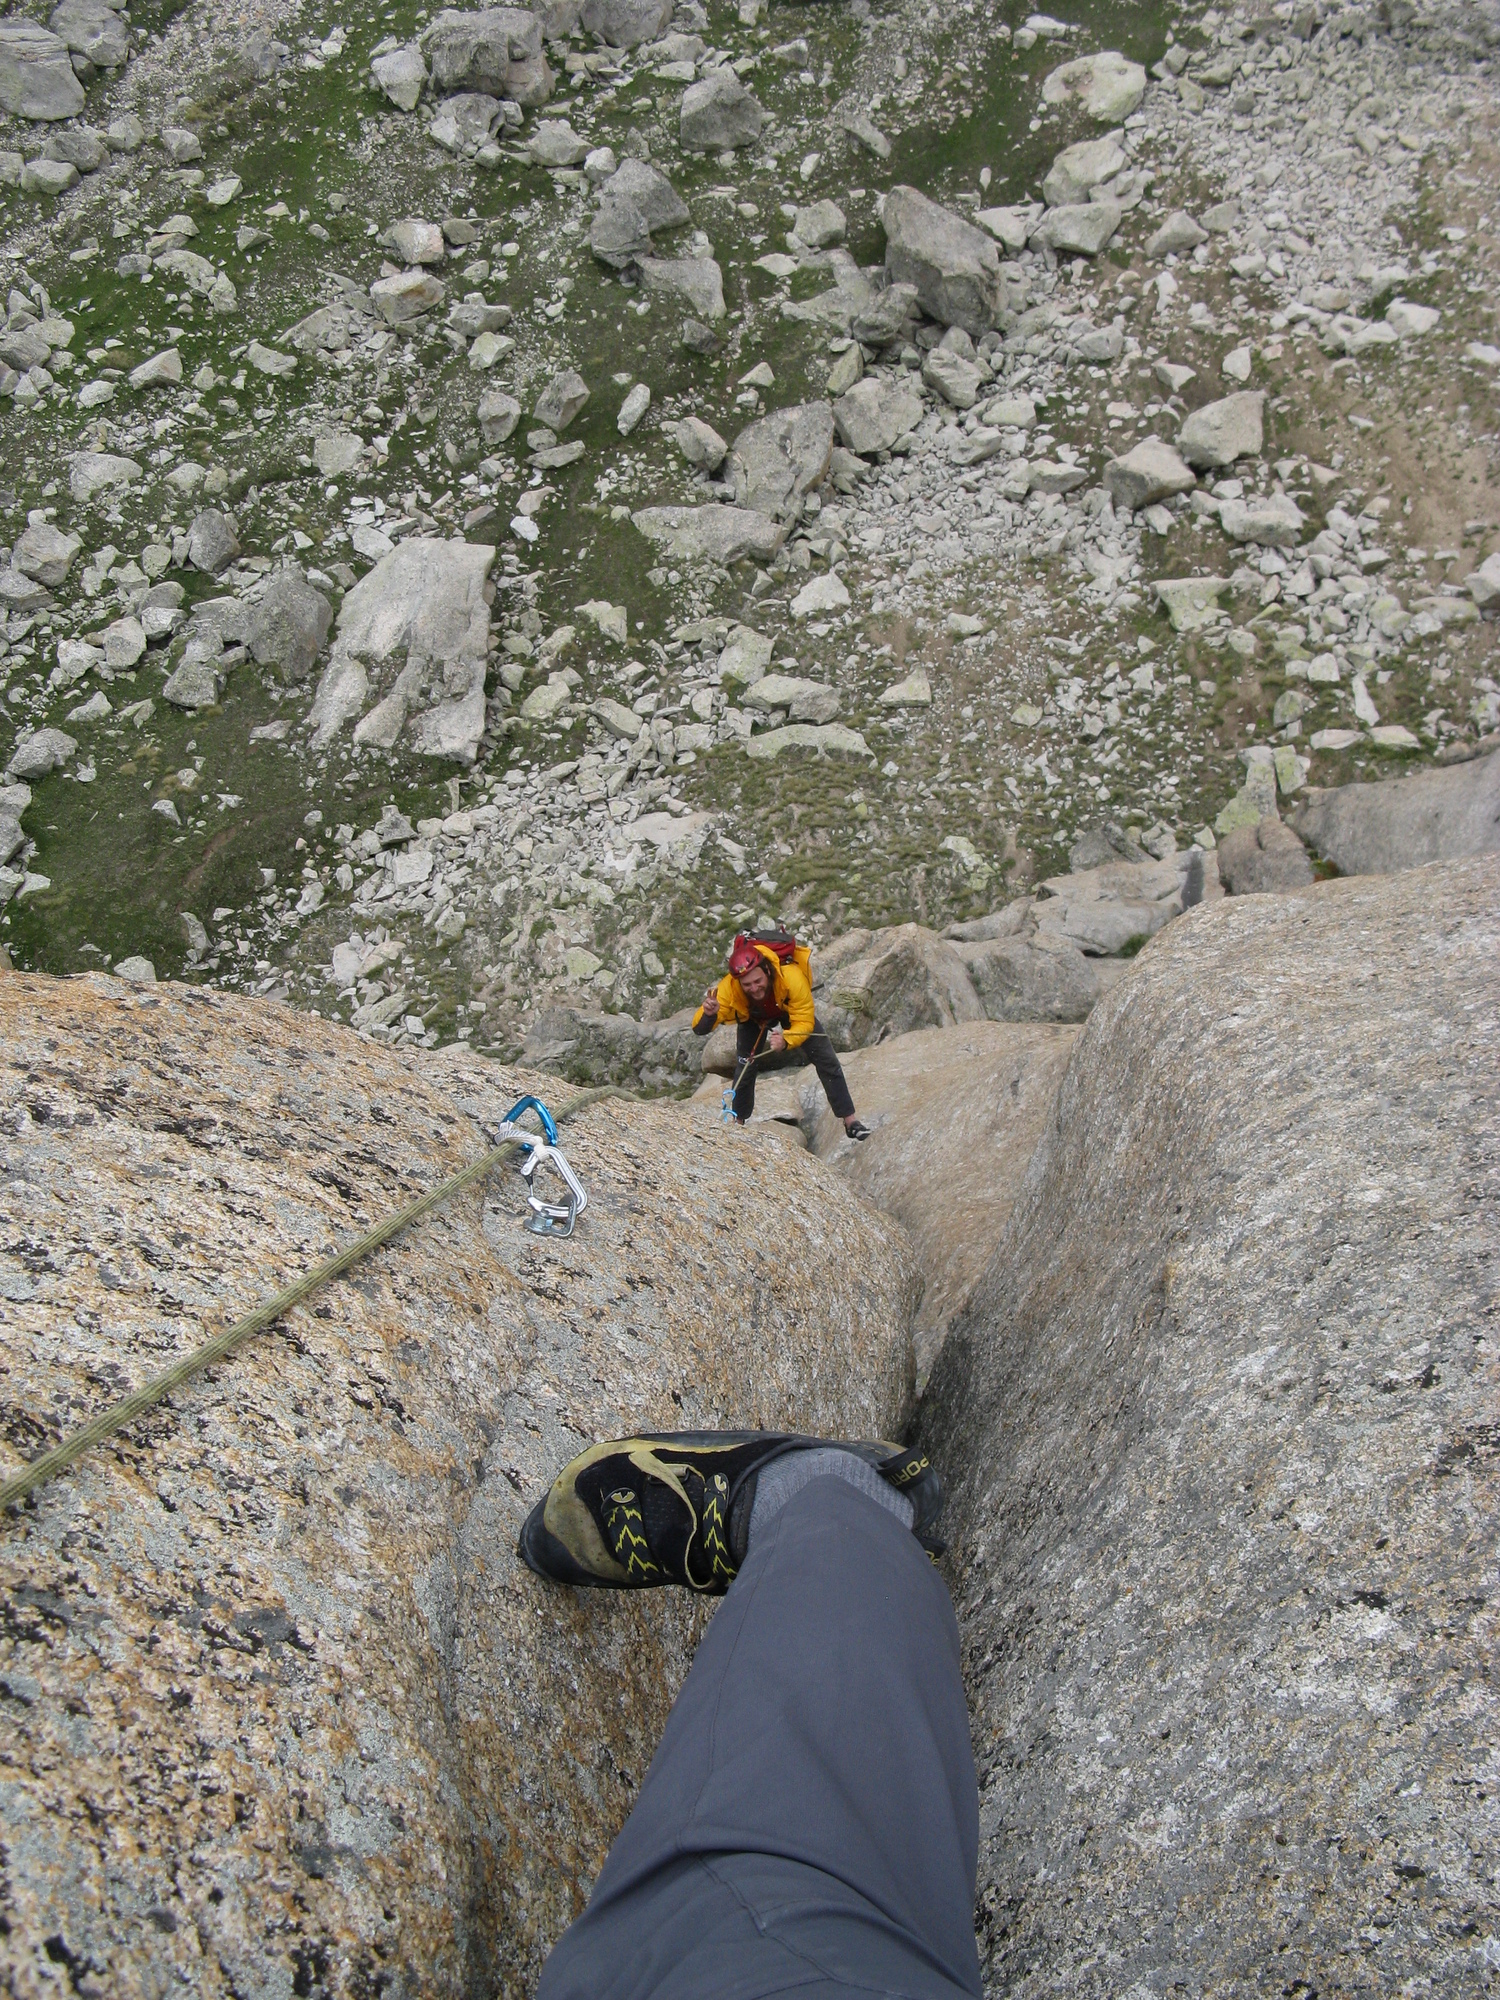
[{"xmin": 739, "ymin": 926, "xmax": 813, "ymax": 981}]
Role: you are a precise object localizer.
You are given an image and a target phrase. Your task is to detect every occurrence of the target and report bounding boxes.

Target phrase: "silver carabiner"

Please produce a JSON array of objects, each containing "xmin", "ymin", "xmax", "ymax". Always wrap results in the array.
[{"xmin": 515, "ymin": 1137, "xmax": 588, "ymax": 1237}]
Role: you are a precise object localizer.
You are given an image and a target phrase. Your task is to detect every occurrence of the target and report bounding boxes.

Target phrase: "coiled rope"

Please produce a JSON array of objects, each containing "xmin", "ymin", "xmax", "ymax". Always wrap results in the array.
[{"xmin": 0, "ymin": 1084, "xmax": 624, "ymax": 1518}]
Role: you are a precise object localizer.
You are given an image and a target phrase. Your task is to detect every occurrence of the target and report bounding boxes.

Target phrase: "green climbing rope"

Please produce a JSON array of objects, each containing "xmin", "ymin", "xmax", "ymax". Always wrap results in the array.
[{"xmin": 0, "ymin": 1083, "xmax": 623, "ymax": 1518}]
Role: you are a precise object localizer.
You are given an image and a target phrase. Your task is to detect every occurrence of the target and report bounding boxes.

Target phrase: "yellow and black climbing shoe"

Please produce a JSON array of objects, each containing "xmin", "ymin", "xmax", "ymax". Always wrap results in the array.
[{"xmin": 518, "ymin": 1431, "xmax": 945, "ymax": 1592}]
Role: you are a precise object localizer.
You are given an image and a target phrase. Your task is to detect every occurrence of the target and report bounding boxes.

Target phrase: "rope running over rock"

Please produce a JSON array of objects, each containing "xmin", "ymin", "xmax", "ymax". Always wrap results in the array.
[{"xmin": 0, "ymin": 1084, "xmax": 626, "ymax": 1518}]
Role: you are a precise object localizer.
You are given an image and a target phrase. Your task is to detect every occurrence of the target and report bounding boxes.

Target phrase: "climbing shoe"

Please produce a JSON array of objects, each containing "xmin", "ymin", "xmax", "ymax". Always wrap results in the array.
[
  {"xmin": 518, "ymin": 1431, "xmax": 944, "ymax": 1593},
  {"xmin": 844, "ymin": 1119, "xmax": 872, "ymax": 1142}
]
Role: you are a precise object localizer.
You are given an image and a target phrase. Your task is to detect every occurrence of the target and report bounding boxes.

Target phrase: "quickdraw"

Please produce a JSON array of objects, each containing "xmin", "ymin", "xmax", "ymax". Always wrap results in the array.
[{"xmin": 493, "ymin": 1094, "xmax": 589, "ymax": 1237}]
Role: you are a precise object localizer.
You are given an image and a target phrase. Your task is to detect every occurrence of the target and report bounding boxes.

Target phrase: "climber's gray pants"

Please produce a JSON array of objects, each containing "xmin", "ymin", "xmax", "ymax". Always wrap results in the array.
[{"xmin": 536, "ymin": 1476, "xmax": 982, "ymax": 2000}]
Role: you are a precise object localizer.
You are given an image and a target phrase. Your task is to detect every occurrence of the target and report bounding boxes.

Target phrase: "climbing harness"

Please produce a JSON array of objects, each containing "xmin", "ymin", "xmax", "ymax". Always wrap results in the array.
[
  {"xmin": 0, "ymin": 1085, "xmax": 619, "ymax": 1519},
  {"xmin": 493, "ymin": 1094, "xmax": 589, "ymax": 1237}
]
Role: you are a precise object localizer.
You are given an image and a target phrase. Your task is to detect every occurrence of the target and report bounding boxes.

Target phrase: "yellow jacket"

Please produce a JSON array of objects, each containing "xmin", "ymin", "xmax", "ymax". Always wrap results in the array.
[{"xmin": 693, "ymin": 944, "xmax": 815, "ymax": 1049}]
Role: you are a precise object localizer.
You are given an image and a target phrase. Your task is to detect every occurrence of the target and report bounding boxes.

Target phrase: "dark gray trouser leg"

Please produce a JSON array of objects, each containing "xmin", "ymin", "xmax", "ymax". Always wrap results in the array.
[
  {"xmin": 732, "ymin": 1019, "xmax": 856, "ymax": 1124},
  {"xmin": 537, "ymin": 1477, "xmax": 981, "ymax": 2000}
]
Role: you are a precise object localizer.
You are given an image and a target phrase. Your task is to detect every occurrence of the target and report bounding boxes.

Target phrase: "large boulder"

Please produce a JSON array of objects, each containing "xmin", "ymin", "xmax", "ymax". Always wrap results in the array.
[
  {"xmin": 243, "ymin": 570, "xmax": 334, "ymax": 684},
  {"xmin": 1177, "ymin": 389, "xmax": 1265, "ymax": 470},
  {"xmin": 422, "ymin": 6, "xmax": 553, "ymax": 105},
  {"xmin": 1030, "ymin": 847, "xmax": 1219, "ymax": 956},
  {"xmin": 727, "ymin": 402, "xmax": 835, "ymax": 520},
  {"xmin": 882, "ymin": 186, "xmax": 1001, "ymax": 337},
  {"xmin": 579, "ymin": 0, "xmax": 672, "ymax": 46},
  {"xmin": 0, "ymin": 974, "xmax": 918, "ymax": 1997},
  {"xmin": 0, "ymin": 19, "xmax": 85, "ymax": 120},
  {"xmin": 1040, "ymin": 49, "xmax": 1147, "ymax": 122},
  {"xmin": 48, "ymin": 0, "xmax": 129, "ymax": 69},
  {"xmin": 833, "ymin": 374, "xmax": 925, "ymax": 456},
  {"xmin": 1103, "ymin": 436, "xmax": 1195, "ymax": 512},
  {"xmin": 679, "ymin": 68, "xmax": 764, "ymax": 151},
  {"xmin": 1292, "ymin": 745, "xmax": 1500, "ymax": 875},
  {"xmin": 631, "ymin": 504, "xmax": 785, "ymax": 566},
  {"xmin": 309, "ymin": 538, "xmax": 494, "ymax": 758},
  {"xmin": 817, "ymin": 923, "xmax": 986, "ymax": 1049},
  {"xmin": 949, "ymin": 903, "xmax": 1125, "ymax": 1020},
  {"xmin": 919, "ymin": 857, "xmax": 1499, "ymax": 1995}
]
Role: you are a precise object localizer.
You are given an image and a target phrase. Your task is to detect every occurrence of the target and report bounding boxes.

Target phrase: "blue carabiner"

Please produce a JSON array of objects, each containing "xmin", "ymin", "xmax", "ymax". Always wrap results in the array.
[{"xmin": 502, "ymin": 1094, "xmax": 558, "ymax": 1145}]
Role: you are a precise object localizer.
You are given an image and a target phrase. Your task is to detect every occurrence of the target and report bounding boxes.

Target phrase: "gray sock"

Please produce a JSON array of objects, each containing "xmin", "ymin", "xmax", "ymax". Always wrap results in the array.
[{"xmin": 748, "ymin": 1447, "xmax": 914, "ymax": 1548}]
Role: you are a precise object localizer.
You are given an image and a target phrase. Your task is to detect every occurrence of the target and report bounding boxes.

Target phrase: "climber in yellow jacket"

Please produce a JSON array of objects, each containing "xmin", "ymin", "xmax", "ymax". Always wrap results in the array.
[{"xmin": 693, "ymin": 936, "xmax": 869, "ymax": 1140}]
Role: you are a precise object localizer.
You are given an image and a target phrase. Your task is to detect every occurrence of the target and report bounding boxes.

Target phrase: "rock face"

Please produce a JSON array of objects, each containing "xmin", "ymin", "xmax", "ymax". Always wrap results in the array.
[
  {"xmin": 422, "ymin": 7, "xmax": 553, "ymax": 106},
  {"xmin": 0, "ymin": 972, "xmax": 918, "ymax": 1998},
  {"xmin": 521, "ymin": 1002, "xmax": 701, "ymax": 1090},
  {"xmin": 882, "ymin": 186, "xmax": 1001, "ymax": 337},
  {"xmin": 919, "ymin": 858, "xmax": 1500, "ymax": 1997},
  {"xmin": 708, "ymin": 1022, "xmax": 1081, "ymax": 1380},
  {"xmin": 1292, "ymin": 746, "xmax": 1500, "ymax": 875}
]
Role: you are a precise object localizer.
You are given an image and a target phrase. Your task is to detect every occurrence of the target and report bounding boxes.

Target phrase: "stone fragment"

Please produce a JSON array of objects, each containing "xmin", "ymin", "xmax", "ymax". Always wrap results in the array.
[
  {"xmin": 922, "ymin": 348, "xmax": 983, "ymax": 409},
  {"xmin": 1029, "ymin": 201, "xmax": 1121, "ymax": 256},
  {"xmin": 1218, "ymin": 492, "xmax": 1305, "ymax": 548},
  {"xmin": 975, "ymin": 205, "xmax": 1039, "ymax": 253},
  {"xmin": 534, "ymin": 368, "xmax": 589, "ymax": 431},
  {"xmin": 159, "ymin": 125, "xmax": 203, "ymax": 164},
  {"xmin": 477, "ymin": 388, "xmax": 521, "ymax": 443},
  {"xmin": 792, "ymin": 198, "xmax": 845, "ymax": 248},
  {"xmin": 1177, "ymin": 390, "xmax": 1265, "ymax": 470},
  {"xmin": 373, "ymin": 42, "xmax": 428, "ymax": 110},
  {"xmin": 246, "ymin": 340, "xmax": 297, "ymax": 378},
  {"xmin": 789, "ymin": 571, "xmax": 850, "ymax": 620},
  {"xmin": 129, "ymin": 347, "xmax": 182, "ymax": 389},
  {"xmin": 5, "ymin": 727, "xmax": 77, "ymax": 779},
  {"xmin": 592, "ymin": 696, "xmax": 643, "ymax": 740},
  {"xmin": 603, "ymin": 156, "xmax": 688, "ymax": 233},
  {"xmin": 370, "ymin": 271, "xmax": 446, "ymax": 325},
  {"xmin": 616, "ymin": 382, "xmax": 650, "ymax": 435},
  {"xmin": 882, "ymin": 185, "xmax": 1000, "ymax": 337},
  {"xmin": 669, "ymin": 415, "xmax": 728, "ymax": 471},
  {"xmin": 729, "ymin": 402, "xmax": 834, "ymax": 519},
  {"xmin": 313, "ymin": 431, "xmax": 364, "ymax": 478},
  {"xmin": 527, "ymin": 119, "xmax": 588, "ymax": 166},
  {"xmin": 639, "ymin": 255, "xmax": 725, "ymax": 320},
  {"xmin": 21, "ymin": 157, "xmax": 77, "ymax": 195},
  {"xmin": 423, "ymin": 7, "xmax": 552, "ymax": 104},
  {"xmin": 428, "ymin": 92, "xmax": 502, "ymax": 153},
  {"xmin": 716, "ymin": 624, "xmax": 773, "ymax": 688},
  {"xmin": 0, "ymin": 20, "xmax": 85, "ymax": 120},
  {"xmin": 850, "ymin": 281, "xmax": 918, "ymax": 349},
  {"xmin": 880, "ymin": 670, "xmax": 931, "ymax": 708},
  {"xmin": 1466, "ymin": 552, "xmax": 1500, "ymax": 611},
  {"xmin": 1146, "ymin": 209, "xmax": 1208, "ymax": 258},
  {"xmin": 1155, "ymin": 576, "xmax": 1228, "ymax": 632},
  {"xmin": 836, "ymin": 98, "xmax": 891, "ymax": 159},
  {"xmin": 589, "ymin": 193, "xmax": 651, "ymax": 268},
  {"xmin": 1042, "ymin": 135, "xmax": 1125, "ymax": 208},
  {"xmin": 1385, "ymin": 298, "xmax": 1439, "ymax": 338},
  {"xmin": 161, "ymin": 651, "xmax": 225, "ymax": 707},
  {"xmin": 386, "ymin": 218, "xmax": 446, "ymax": 265},
  {"xmin": 1040, "ymin": 50, "xmax": 1146, "ymax": 121},
  {"xmin": 632, "ymin": 505, "xmax": 785, "ymax": 565},
  {"xmin": 1104, "ymin": 436, "xmax": 1194, "ymax": 511},
  {"xmin": 680, "ymin": 69, "xmax": 764, "ymax": 151},
  {"xmin": 245, "ymin": 572, "xmax": 333, "ymax": 684},
  {"xmin": 520, "ymin": 673, "xmax": 572, "ymax": 721},
  {"xmin": 580, "ymin": 0, "xmax": 672, "ymax": 45},
  {"xmin": 43, "ymin": 126, "xmax": 105, "ymax": 171},
  {"xmin": 100, "ymin": 615, "xmax": 146, "ymax": 670},
  {"xmin": 743, "ymin": 721, "xmax": 870, "ymax": 761},
  {"xmin": 1029, "ymin": 461, "xmax": 1087, "ymax": 496},
  {"xmin": 14, "ymin": 523, "xmax": 82, "ymax": 586},
  {"xmin": 1216, "ymin": 814, "xmax": 1315, "ymax": 894},
  {"xmin": 186, "ymin": 509, "xmax": 240, "ymax": 576},
  {"xmin": 832, "ymin": 375, "xmax": 924, "ymax": 456}
]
